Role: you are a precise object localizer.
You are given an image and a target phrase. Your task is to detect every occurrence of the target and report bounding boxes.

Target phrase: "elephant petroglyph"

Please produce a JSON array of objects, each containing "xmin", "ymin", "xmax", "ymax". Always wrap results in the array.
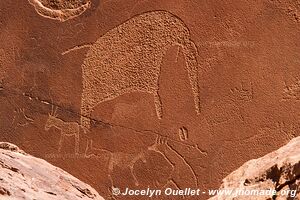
[{"xmin": 80, "ymin": 11, "xmax": 201, "ymax": 128}]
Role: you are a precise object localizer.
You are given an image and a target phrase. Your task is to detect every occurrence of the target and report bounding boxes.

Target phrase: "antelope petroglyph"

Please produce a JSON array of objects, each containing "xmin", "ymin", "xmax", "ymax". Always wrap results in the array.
[
  {"xmin": 45, "ymin": 106, "xmax": 84, "ymax": 154},
  {"xmin": 85, "ymin": 140, "xmax": 146, "ymax": 187},
  {"xmin": 79, "ymin": 10, "xmax": 201, "ymax": 129}
]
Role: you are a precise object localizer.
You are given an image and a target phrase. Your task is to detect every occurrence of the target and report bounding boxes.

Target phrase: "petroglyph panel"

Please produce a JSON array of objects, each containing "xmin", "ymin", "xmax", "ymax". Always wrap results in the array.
[{"xmin": 2, "ymin": 1, "xmax": 300, "ymax": 200}]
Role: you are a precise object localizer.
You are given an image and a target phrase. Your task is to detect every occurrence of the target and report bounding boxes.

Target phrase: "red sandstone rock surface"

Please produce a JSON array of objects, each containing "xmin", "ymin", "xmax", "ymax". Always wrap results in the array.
[
  {"xmin": 209, "ymin": 136, "xmax": 300, "ymax": 200},
  {"xmin": 1, "ymin": 0, "xmax": 300, "ymax": 200},
  {"xmin": 0, "ymin": 142, "xmax": 104, "ymax": 200}
]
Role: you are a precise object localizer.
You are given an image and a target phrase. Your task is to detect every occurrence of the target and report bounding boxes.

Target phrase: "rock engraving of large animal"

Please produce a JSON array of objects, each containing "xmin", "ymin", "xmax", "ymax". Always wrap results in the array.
[{"xmin": 80, "ymin": 11, "xmax": 201, "ymax": 128}]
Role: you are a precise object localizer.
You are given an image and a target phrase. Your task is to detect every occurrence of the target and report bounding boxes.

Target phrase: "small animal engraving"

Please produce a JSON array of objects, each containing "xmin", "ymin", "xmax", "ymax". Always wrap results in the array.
[
  {"xmin": 44, "ymin": 107, "xmax": 82, "ymax": 154},
  {"xmin": 85, "ymin": 140, "xmax": 146, "ymax": 187}
]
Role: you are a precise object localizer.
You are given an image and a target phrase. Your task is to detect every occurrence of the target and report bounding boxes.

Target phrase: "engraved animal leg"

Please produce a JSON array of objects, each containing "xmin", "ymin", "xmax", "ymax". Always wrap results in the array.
[
  {"xmin": 153, "ymin": 92, "xmax": 163, "ymax": 119},
  {"xmin": 130, "ymin": 164, "xmax": 139, "ymax": 186},
  {"xmin": 141, "ymin": 153, "xmax": 146, "ymax": 163},
  {"xmin": 153, "ymin": 50, "xmax": 167, "ymax": 119},
  {"xmin": 108, "ymin": 156, "xmax": 115, "ymax": 188},
  {"xmin": 84, "ymin": 139, "xmax": 91, "ymax": 158},
  {"xmin": 107, "ymin": 187, "xmax": 117, "ymax": 200},
  {"xmin": 151, "ymin": 136, "xmax": 177, "ymax": 183},
  {"xmin": 162, "ymin": 178, "xmax": 181, "ymax": 190},
  {"xmin": 182, "ymin": 40, "xmax": 201, "ymax": 114},
  {"xmin": 166, "ymin": 142, "xmax": 198, "ymax": 188},
  {"xmin": 168, "ymin": 179, "xmax": 185, "ymax": 199},
  {"xmin": 129, "ymin": 152, "xmax": 146, "ymax": 186},
  {"xmin": 58, "ymin": 133, "xmax": 64, "ymax": 153},
  {"xmin": 74, "ymin": 128, "xmax": 80, "ymax": 155},
  {"xmin": 80, "ymin": 124, "xmax": 89, "ymax": 136}
]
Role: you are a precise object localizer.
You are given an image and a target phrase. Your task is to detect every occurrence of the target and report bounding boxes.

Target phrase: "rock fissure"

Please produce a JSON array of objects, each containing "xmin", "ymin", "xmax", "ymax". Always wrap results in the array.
[{"xmin": 2, "ymin": 87, "xmax": 207, "ymax": 154}]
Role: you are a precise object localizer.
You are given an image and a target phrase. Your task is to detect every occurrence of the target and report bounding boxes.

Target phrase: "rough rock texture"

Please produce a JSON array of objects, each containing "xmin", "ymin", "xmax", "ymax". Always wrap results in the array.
[
  {"xmin": 209, "ymin": 137, "xmax": 300, "ymax": 200},
  {"xmin": 2, "ymin": 0, "xmax": 300, "ymax": 200},
  {"xmin": 0, "ymin": 142, "xmax": 104, "ymax": 200}
]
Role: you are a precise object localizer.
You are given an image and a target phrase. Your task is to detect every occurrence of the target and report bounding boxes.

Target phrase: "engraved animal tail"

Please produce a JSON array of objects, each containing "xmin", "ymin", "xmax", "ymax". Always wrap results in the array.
[{"xmin": 181, "ymin": 39, "xmax": 201, "ymax": 114}]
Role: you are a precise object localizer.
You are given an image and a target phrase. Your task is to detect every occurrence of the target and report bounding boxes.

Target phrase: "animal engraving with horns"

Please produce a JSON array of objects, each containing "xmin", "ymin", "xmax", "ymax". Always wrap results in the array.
[{"xmin": 45, "ymin": 106, "xmax": 83, "ymax": 154}]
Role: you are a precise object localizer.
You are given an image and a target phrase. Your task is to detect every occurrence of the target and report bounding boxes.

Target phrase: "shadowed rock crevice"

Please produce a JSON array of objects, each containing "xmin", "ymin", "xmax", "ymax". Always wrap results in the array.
[
  {"xmin": 209, "ymin": 137, "xmax": 300, "ymax": 200},
  {"xmin": 0, "ymin": 186, "xmax": 11, "ymax": 196},
  {"xmin": 273, "ymin": 176, "xmax": 300, "ymax": 199},
  {"xmin": 72, "ymin": 183, "xmax": 96, "ymax": 198},
  {"xmin": 0, "ymin": 160, "xmax": 21, "ymax": 174}
]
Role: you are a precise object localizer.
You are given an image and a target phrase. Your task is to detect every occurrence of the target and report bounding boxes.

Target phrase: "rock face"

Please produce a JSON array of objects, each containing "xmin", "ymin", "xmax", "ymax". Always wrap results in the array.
[
  {"xmin": 2, "ymin": 0, "xmax": 300, "ymax": 199},
  {"xmin": 209, "ymin": 137, "xmax": 300, "ymax": 200},
  {"xmin": 0, "ymin": 142, "xmax": 105, "ymax": 200}
]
